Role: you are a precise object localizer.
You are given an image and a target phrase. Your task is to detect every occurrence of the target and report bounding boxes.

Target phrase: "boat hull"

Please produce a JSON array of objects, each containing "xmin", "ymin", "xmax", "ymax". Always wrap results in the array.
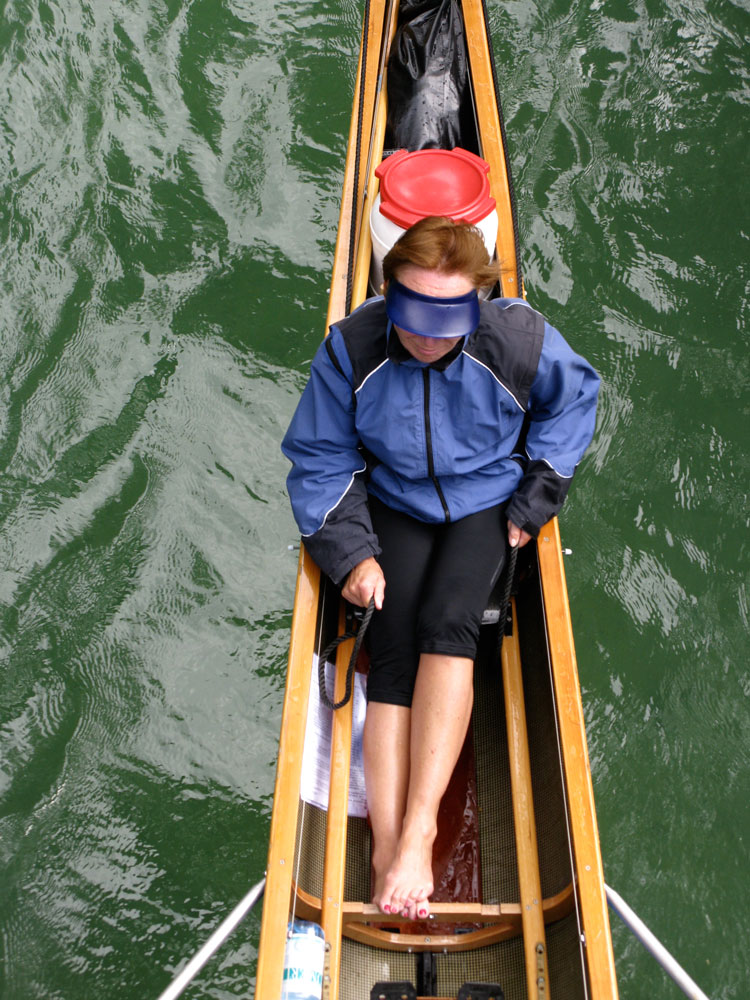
[{"xmin": 257, "ymin": 3, "xmax": 617, "ymax": 997}]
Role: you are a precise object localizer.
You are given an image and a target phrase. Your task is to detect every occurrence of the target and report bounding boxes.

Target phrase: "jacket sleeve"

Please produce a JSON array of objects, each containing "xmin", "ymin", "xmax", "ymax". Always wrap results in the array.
[
  {"xmin": 505, "ymin": 322, "xmax": 600, "ymax": 536},
  {"xmin": 281, "ymin": 330, "xmax": 381, "ymax": 585}
]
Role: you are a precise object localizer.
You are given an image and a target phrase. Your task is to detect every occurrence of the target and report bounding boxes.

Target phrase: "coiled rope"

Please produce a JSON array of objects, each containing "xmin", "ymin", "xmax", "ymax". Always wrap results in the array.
[
  {"xmin": 495, "ymin": 542, "xmax": 519, "ymax": 650},
  {"xmin": 318, "ymin": 596, "xmax": 376, "ymax": 710}
]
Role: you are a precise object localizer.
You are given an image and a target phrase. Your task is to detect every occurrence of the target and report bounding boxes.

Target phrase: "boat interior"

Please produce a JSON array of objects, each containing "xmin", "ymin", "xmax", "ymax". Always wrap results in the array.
[{"xmin": 291, "ymin": 556, "xmax": 591, "ymax": 1000}]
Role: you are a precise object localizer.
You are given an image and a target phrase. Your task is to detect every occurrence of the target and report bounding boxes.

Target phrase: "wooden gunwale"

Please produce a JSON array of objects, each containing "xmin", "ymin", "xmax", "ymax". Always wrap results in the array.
[
  {"xmin": 327, "ymin": 1, "xmax": 396, "ymax": 328},
  {"xmin": 350, "ymin": 64, "xmax": 390, "ymax": 308},
  {"xmin": 255, "ymin": 548, "xmax": 321, "ymax": 998},
  {"xmin": 537, "ymin": 524, "xmax": 619, "ymax": 997},
  {"xmin": 257, "ymin": 7, "xmax": 397, "ymax": 993},
  {"xmin": 320, "ymin": 606, "xmax": 357, "ymax": 1000},
  {"xmin": 461, "ymin": 0, "xmax": 520, "ymax": 297},
  {"xmin": 461, "ymin": 0, "xmax": 617, "ymax": 992},
  {"xmin": 257, "ymin": 5, "xmax": 394, "ymax": 994}
]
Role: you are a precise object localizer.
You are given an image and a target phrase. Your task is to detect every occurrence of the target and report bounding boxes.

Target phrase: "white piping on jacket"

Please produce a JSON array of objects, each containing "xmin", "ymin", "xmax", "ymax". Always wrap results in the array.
[
  {"xmin": 462, "ymin": 351, "xmax": 525, "ymax": 412},
  {"xmin": 300, "ymin": 462, "xmax": 367, "ymax": 537},
  {"xmin": 355, "ymin": 357, "xmax": 390, "ymax": 394}
]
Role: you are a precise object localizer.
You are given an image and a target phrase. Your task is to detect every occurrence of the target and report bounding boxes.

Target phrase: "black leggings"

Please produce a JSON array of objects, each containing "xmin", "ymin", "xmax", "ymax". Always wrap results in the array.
[{"xmin": 366, "ymin": 495, "xmax": 508, "ymax": 707}]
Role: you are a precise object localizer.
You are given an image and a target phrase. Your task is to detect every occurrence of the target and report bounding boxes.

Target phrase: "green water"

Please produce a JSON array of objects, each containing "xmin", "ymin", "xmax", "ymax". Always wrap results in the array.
[{"xmin": 0, "ymin": 1, "xmax": 747, "ymax": 997}]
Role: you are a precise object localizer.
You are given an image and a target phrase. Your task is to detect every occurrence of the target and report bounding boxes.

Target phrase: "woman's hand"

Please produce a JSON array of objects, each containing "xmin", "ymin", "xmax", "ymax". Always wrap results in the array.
[
  {"xmin": 342, "ymin": 556, "xmax": 386, "ymax": 610},
  {"xmin": 507, "ymin": 520, "xmax": 532, "ymax": 549}
]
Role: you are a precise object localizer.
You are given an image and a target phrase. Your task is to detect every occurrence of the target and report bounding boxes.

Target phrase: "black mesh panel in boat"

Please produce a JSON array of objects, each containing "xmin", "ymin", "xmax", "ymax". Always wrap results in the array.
[
  {"xmin": 473, "ymin": 569, "xmax": 577, "ymax": 905},
  {"xmin": 293, "ymin": 803, "xmax": 326, "ymax": 901},
  {"xmin": 517, "ymin": 554, "xmax": 578, "ymax": 902},
  {"xmin": 293, "ymin": 804, "xmax": 372, "ymax": 903},
  {"xmin": 473, "ymin": 625, "xmax": 519, "ymax": 903},
  {"xmin": 338, "ymin": 939, "xmax": 418, "ymax": 1000}
]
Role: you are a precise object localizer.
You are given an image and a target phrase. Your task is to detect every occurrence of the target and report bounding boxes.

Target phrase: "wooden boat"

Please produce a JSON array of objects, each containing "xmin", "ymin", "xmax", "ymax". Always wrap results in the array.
[{"xmin": 256, "ymin": 2, "xmax": 618, "ymax": 997}]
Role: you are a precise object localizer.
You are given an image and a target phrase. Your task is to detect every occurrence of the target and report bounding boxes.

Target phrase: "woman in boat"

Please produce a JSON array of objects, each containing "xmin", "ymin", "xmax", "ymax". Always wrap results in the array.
[{"xmin": 282, "ymin": 216, "xmax": 599, "ymax": 920}]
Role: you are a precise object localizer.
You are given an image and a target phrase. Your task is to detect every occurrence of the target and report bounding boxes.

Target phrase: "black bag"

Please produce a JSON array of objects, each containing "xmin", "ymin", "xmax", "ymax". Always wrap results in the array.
[{"xmin": 385, "ymin": 0, "xmax": 479, "ymax": 154}]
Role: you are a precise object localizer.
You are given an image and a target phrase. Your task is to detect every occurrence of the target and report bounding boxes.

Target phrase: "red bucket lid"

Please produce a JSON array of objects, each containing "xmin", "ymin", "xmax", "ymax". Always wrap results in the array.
[{"xmin": 375, "ymin": 148, "xmax": 496, "ymax": 229}]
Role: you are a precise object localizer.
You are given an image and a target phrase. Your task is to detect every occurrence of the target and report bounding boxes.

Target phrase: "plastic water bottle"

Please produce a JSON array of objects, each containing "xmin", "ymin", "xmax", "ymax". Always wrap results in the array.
[{"xmin": 280, "ymin": 919, "xmax": 325, "ymax": 1000}]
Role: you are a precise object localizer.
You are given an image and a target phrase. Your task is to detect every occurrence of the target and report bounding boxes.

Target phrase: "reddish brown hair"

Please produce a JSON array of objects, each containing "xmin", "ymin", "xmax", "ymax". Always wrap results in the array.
[{"xmin": 382, "ymin": 216, "xmax": 501, "ymax": 289}]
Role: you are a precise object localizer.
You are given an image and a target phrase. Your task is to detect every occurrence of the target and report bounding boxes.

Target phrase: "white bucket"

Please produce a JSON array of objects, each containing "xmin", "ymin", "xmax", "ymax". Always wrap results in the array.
[{"xmin": 368, "ymin": 147, "xmax": 499, "ymax": 295}]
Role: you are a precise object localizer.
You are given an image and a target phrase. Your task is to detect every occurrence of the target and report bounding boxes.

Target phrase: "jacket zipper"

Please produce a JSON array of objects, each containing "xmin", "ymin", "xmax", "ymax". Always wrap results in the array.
[{"xmin": 422, "ymin": 369, "xmax": 451, "ymax": 522}]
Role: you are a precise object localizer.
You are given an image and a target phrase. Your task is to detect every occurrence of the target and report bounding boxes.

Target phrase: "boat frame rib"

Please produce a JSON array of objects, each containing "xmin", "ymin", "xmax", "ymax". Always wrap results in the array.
[{"xmin": 501, "ymin": 598, "xmax": 550, "ymax": 996}]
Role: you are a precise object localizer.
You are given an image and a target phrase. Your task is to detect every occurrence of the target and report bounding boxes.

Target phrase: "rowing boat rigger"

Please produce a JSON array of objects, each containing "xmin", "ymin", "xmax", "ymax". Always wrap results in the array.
[{"xmin": 256, "ymin": 2, "xmax": 618, "ymax": 998}]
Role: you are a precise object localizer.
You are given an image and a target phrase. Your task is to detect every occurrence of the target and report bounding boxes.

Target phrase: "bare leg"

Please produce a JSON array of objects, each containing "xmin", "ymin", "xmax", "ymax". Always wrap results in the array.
[
  {"xmin": 363, "ymin": 701, "xmax": 411, "ymax": 908},
  {"xmin": 376, "ymin": 653, "xmax": 474, "ymax": 918}
]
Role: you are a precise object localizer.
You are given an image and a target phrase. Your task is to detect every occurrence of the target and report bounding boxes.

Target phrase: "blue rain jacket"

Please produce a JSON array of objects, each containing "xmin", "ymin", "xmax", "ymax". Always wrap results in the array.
[{"xmin": 282, "ymin": 296, "xmax": 599, "ymax": 584}]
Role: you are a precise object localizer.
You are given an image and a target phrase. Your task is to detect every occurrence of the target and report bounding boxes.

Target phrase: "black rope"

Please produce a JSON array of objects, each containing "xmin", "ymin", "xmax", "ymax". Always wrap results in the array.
[
  {"xmin": 318, "ymin": 596, "xmax": 376, "ymax": 711},
  {"xmin": 495, "ymin": 542, "xmax": 519, "ymax": 654},
  {"xmin": 319, "ymin": 541, "xmax": 515, "ymax": 708}
]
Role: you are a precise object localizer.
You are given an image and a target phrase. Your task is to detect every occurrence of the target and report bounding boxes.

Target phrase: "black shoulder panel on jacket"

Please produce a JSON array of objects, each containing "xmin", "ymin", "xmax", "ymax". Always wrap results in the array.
[
  {"xmin": 333, "ymin": 300, "xmax": 390, "ymax": 390},
  {"xmin": 465, "ymin": 300, "xmax": 545, "ymax": 410}
]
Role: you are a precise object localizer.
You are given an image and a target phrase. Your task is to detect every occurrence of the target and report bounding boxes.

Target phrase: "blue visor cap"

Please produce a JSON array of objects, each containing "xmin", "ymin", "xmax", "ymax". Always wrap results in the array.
[{"xmin": 385, "ymin": 278, "xmax": 480, "ymax": 339}]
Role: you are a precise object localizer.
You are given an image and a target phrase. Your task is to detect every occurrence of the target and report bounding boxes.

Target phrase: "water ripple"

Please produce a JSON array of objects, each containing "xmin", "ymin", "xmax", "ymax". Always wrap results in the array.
[{"xmin": 1, "ymin": 0, "xmax": 747, "ymax": 996}]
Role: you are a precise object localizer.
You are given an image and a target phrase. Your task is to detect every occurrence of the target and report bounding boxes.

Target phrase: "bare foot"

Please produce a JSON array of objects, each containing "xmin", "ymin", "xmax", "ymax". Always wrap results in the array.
[
  {"xmin": 371, "ymin": 836, "xmax": 399, "ymax": 913},
  {"xmin": 377, "ymin": 823, "xmax": 435, "ymax": 919}
]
